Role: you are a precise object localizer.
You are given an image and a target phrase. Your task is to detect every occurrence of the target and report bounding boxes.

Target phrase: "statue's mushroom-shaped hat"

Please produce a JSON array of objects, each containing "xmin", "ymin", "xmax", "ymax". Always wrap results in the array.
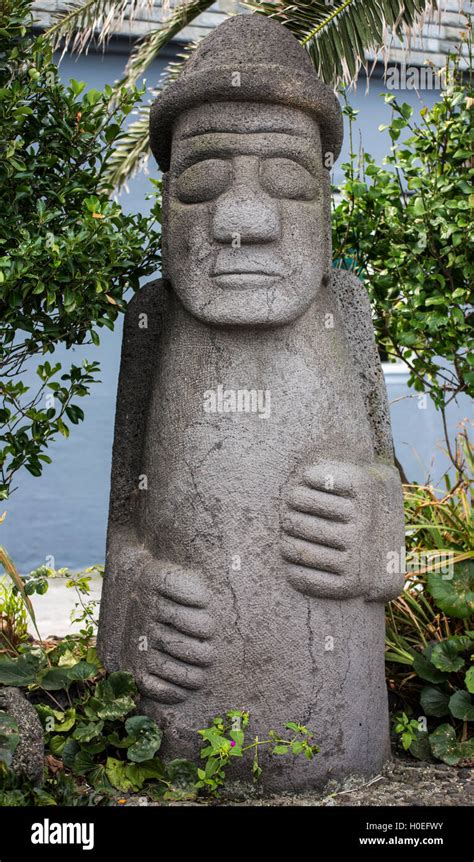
[{"xmin": 150, "ymin": 14, "xmax": 343, "ymax": 172}]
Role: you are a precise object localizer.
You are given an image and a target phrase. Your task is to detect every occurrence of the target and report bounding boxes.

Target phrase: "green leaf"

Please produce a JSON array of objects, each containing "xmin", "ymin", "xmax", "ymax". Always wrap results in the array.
[
  {"xmin": 124, "ymin": 715, "xmax": 163, "ymax": 763},
  {"xmin": 72, "ymin": 749, "xmax": 96, "ymax": 776},
  {"xmin": 107, "ymin": 672, "xmax": 137, "ymax": 697},
  {"xmin": 431, "ymin": 640, "xmax": 467, "ymax": 673},
  {"xmin": 49, "ymin": 734, "xmax": 66, "ymax": 757},
  {"xmin": 449, "ymin": 690, "xmax": 474, "ymax": 721},
  {"xmin": 62, "ymin": 738, "xmax": 80, "ymax": 769},
  {"xmin": 49, "ymin": 707, "xmax": 76, "ymax": 733},
  {"xmin": 272, "ymin": 745, "xmax": 289, "ymax": 755},
  {"xmin": 0, "ymin": 652, "xmax": 42, "ymax": 686},
  {"xmin": 94, "ymin": 696, "xmax": 135, "ymax": 721},
  {"xmin": 465, "ymin": 667, "xmax": 474, "ymax": 694},
  {"xmin": 104, "ymin": 757, "xmax": 162, "ymax": 792},
  {"xmin": 90, "ymin": 673, "xmax": 136, "ymax": 720},
  {"xmin": 427, "ymin": 561, "xmax": 474, "ymax": 619},
  {"xmin": 413, "ymin": 650, "xmax": 447, "ymax": 683},
  {"xmin": 420, "ymin": 686, "xmax": 450, "ymax": 717},
  {"xmin": 408, "ymin": 731, "xmax": 432, "ymax": 762},
  {"xmin": 39, "ymin": 660, "xmax": 97, "ymax": 691},
  {"xmin": 73, "ymin": 720, "xmax": 104, "ymax": 742},
  {"xmin": 429, "ymin": 724, "xmax": 464, "ymax": 766}
]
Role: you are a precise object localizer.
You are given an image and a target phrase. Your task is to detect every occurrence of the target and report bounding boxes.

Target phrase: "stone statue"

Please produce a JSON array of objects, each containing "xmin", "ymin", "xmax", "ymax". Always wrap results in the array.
[{"xmin": 98, "ymin": 15, "xmax": 405, "ymax": 791}]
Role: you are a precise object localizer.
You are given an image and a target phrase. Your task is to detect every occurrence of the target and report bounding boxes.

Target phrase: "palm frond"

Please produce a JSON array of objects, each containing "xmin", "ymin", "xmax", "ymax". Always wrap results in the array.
[
  {"xmin": 122, "ymin": 0, "xmax": 216, "ymax": 88},
  {"xmin": 245, "ymin": 0, "xmax": 438, "ymax": 85},
  {"xmin": 101, "ymin": 101, "xmax": 151, "ymax": 189},
  {"xmin": 103, "ymin": 41, "xmax": 198, "ymax": 189},
  {"xmin": 45, "ymin": 0, "xmax": 154, "ymax": 53}
]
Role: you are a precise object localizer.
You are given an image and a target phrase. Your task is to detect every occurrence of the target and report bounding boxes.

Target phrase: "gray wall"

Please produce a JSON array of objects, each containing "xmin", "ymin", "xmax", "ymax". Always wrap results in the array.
[{"xmin": 3, "ymin": 47, "xmax": 469, "ymax": 572}]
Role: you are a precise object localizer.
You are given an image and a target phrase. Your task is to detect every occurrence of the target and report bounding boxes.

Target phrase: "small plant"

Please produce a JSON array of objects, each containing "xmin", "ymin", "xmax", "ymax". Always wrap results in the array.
[
  {"xmin": 0, "ymin": 580, "xmax": 28, "ymax": 650},
  {"xmin": 393, "ymin": 712, "xmax": 423, "ymax": 751},
  {"xmin": 195, "ymin": 710, "xmax": 319, "ymax": 795}
]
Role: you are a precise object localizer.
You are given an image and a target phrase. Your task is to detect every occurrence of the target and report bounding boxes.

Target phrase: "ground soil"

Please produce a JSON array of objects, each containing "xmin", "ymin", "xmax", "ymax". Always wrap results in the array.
[{"xmin": 119, "ymin": 757, "xmax": 473, "ymax": 807}]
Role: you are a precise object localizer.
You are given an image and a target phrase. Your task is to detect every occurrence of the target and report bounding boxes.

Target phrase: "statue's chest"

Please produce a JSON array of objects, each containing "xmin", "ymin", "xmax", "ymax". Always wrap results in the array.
[{"xmin": 141, "ymin": 324, "xmax": 374, "ymax": 552}]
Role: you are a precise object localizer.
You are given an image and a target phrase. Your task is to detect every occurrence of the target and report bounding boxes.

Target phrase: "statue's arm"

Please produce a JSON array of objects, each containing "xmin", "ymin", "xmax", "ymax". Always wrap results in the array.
[
  {"xmin": 107, "ymin": 278, "xmax": 163, "ymax": 541},
  {"xmin": 333, "ymin": 270, "xmax": 405, "ymax": 601},
  {"xmin": 98, "ymin": 280, "xmax": 214, "ymax": 700},
  {"xmin": 334, "ymin": 270, "xmax": 405, "ymax": 601},
  {"xmin": 280, "ymin": 271, "xmax": 405, "ymax": 603},
  {"xmin": 332, "ymin": 269, "xmax": 394, "ymax": 464},
  {"xmin": 98, "ymin": 279, "xmax": 164, "ymax": 669}
]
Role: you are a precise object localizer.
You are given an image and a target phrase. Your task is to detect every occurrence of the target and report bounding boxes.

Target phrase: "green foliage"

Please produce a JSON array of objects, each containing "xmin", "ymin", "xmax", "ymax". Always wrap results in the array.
[
  {"xmin": 333, "ymin": 35, "xmax": 473, "ymax": 416},
  {"xmin": 0, "ymin": 768, "xmax": 106, "ymax": 806},
  {"xmin": 387, "ymin": 450, "xmax": 474, "ymax": 765},
  {"xmin": 249, "ymin": 0, "xmax": 433, "ymax": 85},
  {"xmin": 393, "ymin": 712, "xmax": 422, "ymax": 751},
  {"xmin": 0, "ymin": 585, "xmax": 320, "ymax": 803},
  {"xmin": 0, "ymin": 579, "xmax": 28, "ymax": 649},
  {"xmin": 0, "ymin": 0, "xmax": 161, "ymax": 499},
  {"xmin": 195, "ymin": 710, "xmax": 319, "ymax": 795}
]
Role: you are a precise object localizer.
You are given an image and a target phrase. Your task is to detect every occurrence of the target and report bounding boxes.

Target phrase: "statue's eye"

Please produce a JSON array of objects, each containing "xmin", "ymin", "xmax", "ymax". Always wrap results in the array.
[
  {"xmin": 259, "ymin": 158, "xmax": 318, "ymax": 200},
  {"xmin": 175, "ymin": 159, "xmax": 231, "ymax": 203}
]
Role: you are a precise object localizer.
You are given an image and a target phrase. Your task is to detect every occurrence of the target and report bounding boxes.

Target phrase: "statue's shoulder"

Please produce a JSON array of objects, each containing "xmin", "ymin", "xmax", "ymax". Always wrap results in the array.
[
  {"xmin": 124, "ymin": 277, "xmax": 165, "ymax": 324},
  {"xmin": 331, "ymin": 268, "xmax": 373, "ymax": 335},
  {"xmin": 331, "ymin": 268, "xmax": 379, "ymax": 374},
  {"xmin": 331, "ymin": 268, "xmax": 394, "ymax": 462}
]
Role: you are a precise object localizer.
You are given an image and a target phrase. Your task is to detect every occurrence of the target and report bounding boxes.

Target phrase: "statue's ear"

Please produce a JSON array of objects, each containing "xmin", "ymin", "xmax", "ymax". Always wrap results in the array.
[{"xmin": 161, "ymin": 172, "xmax": 170, "ymax": 280}]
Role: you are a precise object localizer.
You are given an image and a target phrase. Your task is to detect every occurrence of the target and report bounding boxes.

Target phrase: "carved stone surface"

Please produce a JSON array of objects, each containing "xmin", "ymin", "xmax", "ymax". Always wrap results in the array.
[{"xmin": 98, "ymin": 15, "xmax": 405, "ymax": 791}]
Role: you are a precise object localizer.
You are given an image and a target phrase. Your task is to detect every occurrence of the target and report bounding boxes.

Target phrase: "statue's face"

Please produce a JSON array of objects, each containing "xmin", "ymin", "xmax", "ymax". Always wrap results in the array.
[{"xmin": 164, "ymin": 102, "xmax": 331, "ymax": 327}]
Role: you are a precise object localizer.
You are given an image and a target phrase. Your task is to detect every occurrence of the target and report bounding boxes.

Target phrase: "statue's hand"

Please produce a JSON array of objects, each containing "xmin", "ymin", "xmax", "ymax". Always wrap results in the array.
[
  {"xmin": 136, "ymin": 564, "xmax": 215, "ymax": 704},
  {"xmin": 280, "ymin": 460, "xmax": 405, "ymax": 601}
]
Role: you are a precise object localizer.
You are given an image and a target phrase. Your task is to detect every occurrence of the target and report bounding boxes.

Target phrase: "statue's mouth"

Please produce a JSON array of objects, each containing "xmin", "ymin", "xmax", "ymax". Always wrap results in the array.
[{"xmin": 211, "ymin": 272, "xmax": 283, "ymax": 289}]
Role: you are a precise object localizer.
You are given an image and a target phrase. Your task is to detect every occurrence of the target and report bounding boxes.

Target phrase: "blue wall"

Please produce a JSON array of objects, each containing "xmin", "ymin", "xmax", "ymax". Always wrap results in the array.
[{"xmin": 3, "ymin": 47, "xmax": 469, "ymax": 573}]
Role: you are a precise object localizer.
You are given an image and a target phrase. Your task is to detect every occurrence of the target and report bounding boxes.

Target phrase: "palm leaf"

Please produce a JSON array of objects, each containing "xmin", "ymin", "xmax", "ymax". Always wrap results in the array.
[
  {"xmin": 122, "ymin": 0, "xmax": 215, "ymax": 88},
  {"xmin": 101, "ymin": 101, "xmax": 151, "ymax": 188},
  {"xmin": 102, "ymin": 42, "xmax": 197, "ymax": 188},
  {"xmin": 245, "ymin": 0, "xmax": 437, "ymax": 85},
  {"xmin": 44, "ymin": 0, "xmax": 155, "ymax": 52}
]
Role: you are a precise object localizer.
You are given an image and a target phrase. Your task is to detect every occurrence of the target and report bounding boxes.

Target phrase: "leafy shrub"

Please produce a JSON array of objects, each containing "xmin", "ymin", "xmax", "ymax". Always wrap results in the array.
[
  {"xmin": 387, "ymin": 440, "xmax": 474, "ymax": 764},
  {"xmin": 0, "ymin": 0, "xmax": 161, "ymax": 499},
  {"xmin": 333, "ymin": 32, "xmax": 473, "ymax": 416}
]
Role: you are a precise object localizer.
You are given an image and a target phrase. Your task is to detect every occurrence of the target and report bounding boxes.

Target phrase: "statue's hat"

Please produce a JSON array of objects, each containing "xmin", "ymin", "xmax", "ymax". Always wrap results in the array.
[{"xmin": 150, "ymin": 14, "xmax": 343, "ymax": 172}]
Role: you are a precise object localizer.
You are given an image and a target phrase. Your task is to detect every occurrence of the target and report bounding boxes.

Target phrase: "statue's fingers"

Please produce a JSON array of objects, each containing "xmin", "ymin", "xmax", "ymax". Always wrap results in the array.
[
  {"xmin": 147, "ymin": 649, "xmax": 206, "ymax": 691},
  {"xmin": 154, "ymin": 566, "xmax": 211, "ymax": 608},
  {"xmin": 137, "ymin": 671, "xmax": 188, "ymax": 704},
  {"xmin": 282, "ymin": 511, "xmax": 350, "ymax": 549},
  {"xmin": 155, "ymin": 595, "xmax": 215, "ymax": 639},
  {"xmin": 287, "ymin": 485, "xmax": 354, "ymax": 522},
  {"xmin": 280, "ymin": 535, "xmax": 347, "ymax": 574},
  {"xmin": 303, "ymin": 463, "xmax": 357, "ymax": 497},
  {"xmin": 149, "ymin": 622, "xmax": 213, "ymax": 667},
  {"xmin": 287, "ymin": 566, "xmax": 362, "ymax": 599}
]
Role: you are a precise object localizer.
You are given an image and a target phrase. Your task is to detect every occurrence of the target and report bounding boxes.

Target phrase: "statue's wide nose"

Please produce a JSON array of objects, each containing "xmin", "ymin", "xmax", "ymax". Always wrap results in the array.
[{"xmin": 211, "ymin": 156, "xmax": 281, "ymax": 244}]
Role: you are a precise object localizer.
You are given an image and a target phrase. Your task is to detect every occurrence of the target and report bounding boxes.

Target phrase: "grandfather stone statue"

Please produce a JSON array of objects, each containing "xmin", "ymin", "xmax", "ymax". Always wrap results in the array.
[{"xmin": 98, "ymin": 15, "xmax": 405, "ymax": 790}]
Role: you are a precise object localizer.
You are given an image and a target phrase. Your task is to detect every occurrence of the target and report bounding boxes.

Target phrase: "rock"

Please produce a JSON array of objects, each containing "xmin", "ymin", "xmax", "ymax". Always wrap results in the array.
[{"xmin": 0, "ymin": 686, "xmax": 44, "ymax": 783}]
